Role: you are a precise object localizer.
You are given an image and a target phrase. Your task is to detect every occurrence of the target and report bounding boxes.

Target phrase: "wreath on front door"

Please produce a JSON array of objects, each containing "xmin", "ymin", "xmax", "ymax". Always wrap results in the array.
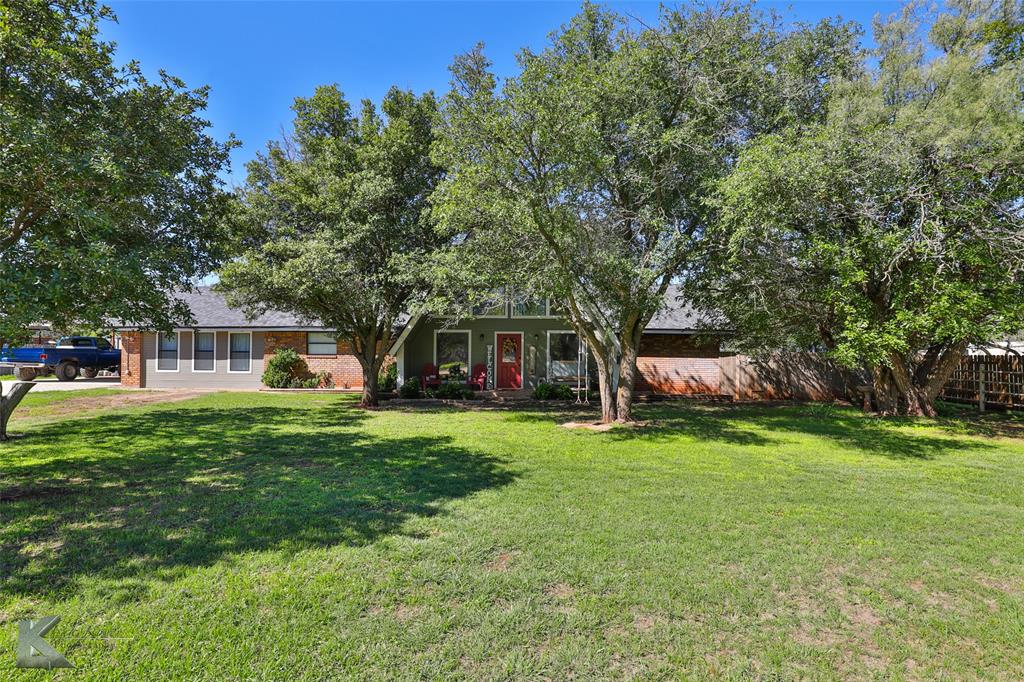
[{"xmin": 501, "ymin": 338, "xmax": 517, "ymax": 362}]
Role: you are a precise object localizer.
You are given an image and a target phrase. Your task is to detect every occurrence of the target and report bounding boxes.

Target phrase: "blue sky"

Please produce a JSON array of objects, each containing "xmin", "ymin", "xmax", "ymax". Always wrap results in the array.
[{"xmin": 104, "ymin": 1, "xmax": 902, "ymax": 187}]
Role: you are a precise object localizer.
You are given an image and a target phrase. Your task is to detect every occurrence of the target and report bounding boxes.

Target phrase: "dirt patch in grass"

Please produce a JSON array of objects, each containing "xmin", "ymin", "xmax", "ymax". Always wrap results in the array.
[
  {"xmin": 976, "ymin": 575, "xmax": 1022, "ymax": 595},
  {"xmin": 561, "ymin": 420, "xmax": 653, "ymax": 432},
  {"xmin": 17, "ymin": 390, "xmax": 208, "ymax": 421},
  {"xmin": 485, "ymin": 551, "xmax": 516, "ymax": 572},
  {"xmin": 545, "ymin": 583, "xmax": 574, "ymax": 599}
]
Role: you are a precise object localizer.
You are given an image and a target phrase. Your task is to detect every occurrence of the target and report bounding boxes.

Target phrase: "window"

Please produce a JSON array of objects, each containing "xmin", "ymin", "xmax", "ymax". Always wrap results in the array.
[
  {"xmin": 193, "ymin": 332, "xmax": 215, "ymax": 372},
  {"xmin": 472, "ymin": 289, "xmax": 507, "ymax": 318},
  {"xmin": 512, "ymin": 297, "xmax": 548, "ymax": 317},
  {"xmin": 548, "ymin": 331, "xmax": 579, "ymax": 379},
  {"xmin": 472, "ymin": 300, "xmax": 507, "ymax": 318},
  {"xmin": 157, "ymin": 333, "xmax": 178, "ymax": 371},
  {"xmin": 228, "ymin": 333, "xmax": 251, "ymax": 373},
  {"xmin": 435, "ymin": 330, "xmax": 470, "ymax": 377},
  {"xmin": 95, "ymin": 338, "xmax": 112, "ymax": 350},
  {"xmin": 307, "ymin": 332, "xmax": 336, "ymax": 356}
]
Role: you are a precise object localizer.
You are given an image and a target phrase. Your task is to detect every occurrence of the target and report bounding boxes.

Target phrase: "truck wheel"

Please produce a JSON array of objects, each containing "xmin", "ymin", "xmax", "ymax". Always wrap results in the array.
[
  {"xmin": 81, "ymin": 368, "xmax": 98, "ymax": 379},
  {"xmin": 14, "ymin": 367, "xmax": 37, "ymax": 381},
  {"xmin": 56, "ymin": 362, "xmax": 79, "ymax": 382}
]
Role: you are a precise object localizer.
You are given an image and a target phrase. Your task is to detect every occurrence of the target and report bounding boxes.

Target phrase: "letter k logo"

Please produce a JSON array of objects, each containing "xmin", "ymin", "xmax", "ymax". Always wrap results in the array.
[{"xmin": 16, "ymin": 616, "xmax": 72, "ymax": 669}]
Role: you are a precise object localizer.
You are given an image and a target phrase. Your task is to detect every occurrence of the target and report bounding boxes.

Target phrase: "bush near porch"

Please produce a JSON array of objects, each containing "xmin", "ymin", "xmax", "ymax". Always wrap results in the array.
[{"xmin": 2, "ymin": 391, "xmax": 1023, "ymax": 679}]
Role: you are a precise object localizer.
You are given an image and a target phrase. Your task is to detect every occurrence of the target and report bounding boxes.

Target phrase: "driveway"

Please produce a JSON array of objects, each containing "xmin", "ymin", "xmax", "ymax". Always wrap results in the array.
[{"xmin": 9, "ymin": 377, "xmax": 123, "ymax": 392}]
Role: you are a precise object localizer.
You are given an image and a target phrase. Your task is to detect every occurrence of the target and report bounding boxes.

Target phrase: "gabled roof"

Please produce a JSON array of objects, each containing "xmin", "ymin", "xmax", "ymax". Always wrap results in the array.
[
  {"xmin": 114, "ymin": 287, "xmax": 331, "ymax": 331},
  {"xmin": 115, "ymin": 285, "xmax": 717, "ymax": 337},
  {"xmin": 645, "ymin": 285, "xmax": 715, "ymax": 333}
]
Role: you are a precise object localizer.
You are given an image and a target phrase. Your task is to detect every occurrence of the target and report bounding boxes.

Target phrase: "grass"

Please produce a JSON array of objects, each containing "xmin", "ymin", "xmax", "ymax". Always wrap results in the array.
[{"xmin": 1, "ymin": 391, "xmax": 1023, "ymax": 680}]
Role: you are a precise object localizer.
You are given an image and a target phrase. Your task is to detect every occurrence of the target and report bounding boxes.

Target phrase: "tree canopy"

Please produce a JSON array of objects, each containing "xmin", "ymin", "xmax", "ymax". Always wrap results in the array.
[
  {"xmin": 701, "ymin": 0, "xmax": 1024, "ymax": 415},
  {"xmin": 431, "ymin": 2, "xmax": 859, "ymax": 421},
  {"xmin": 1, "ymin": 0, "xmax": 236, "ymax": 346},
  {"xmin": 218, "ymin": 85, "xmax": 444, "ymax": 406}
]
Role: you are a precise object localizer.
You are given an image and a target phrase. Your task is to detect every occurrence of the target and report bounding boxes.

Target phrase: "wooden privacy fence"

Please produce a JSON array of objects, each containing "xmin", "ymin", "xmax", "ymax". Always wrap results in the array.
[
  {"xmin": 719, "ymin": 353, "xmax": 864, "ymax": 402},
  {"xmin": 940, "ymin": 354, "xmax": 1024, "ymax": 411}
]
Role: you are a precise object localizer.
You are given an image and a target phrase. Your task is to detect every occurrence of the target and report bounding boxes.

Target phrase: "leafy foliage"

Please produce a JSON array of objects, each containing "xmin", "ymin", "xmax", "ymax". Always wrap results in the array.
[
  {"xmin": 701, "ymin": 0, "xmax": 1024, "ymax": 415},
  {"xmin": 219, "ymin": 85, "xmax": 443, "ymax": 407},
  {"xmin": 0, "ymin": 0, "xmax": 235, "ymax": 346},
  {"xmin": 427, "ymin": 382, "xmax": 476, "ymax": 400},
  {"xmin": 532, "ymin": 382, "xmax": 574, "ymax": 401},
  {"xmin": 262, "ymin": 348, "xmax": 310, "ymax": 389},
  {"xmin": 378, "ymin": 362, "xmax": 398, "ymax": 392},
  {"xmin": 398, "ymin": 378, "xmax": 422, "ymax": 399},
  {"xmin": 431, "ymin": 2, "xmax": 859, "ymax": 421}
]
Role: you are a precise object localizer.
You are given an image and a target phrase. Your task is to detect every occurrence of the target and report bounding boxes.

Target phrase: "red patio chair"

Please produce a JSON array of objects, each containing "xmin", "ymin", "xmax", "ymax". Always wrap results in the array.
[
  {"xmin": 468, "ymin": 363, "xmax": 487, "ymax": 391},
  {"xmin": 421, "ymin": 363, "xmax": 441, "ymax": 390}
]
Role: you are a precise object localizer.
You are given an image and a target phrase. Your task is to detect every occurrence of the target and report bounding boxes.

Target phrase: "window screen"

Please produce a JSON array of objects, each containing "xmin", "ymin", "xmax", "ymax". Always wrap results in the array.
[
  {"xmin": 435, "ymin": 331, "xmax": 469, "ymax": 376},
  {"xmin": 549, "ymin": 332, "xmax": 579, "ymax": 378},
  {"xmin": 194, "ymin": 332, "xmax": 215, "ymax": 371},
  {"xmin": 229, "ymin": 333, "xmax": 251, "ymax": 372},
  {"xmin": 157, "ymin": 334, "xmax": 178, "ymax": 371},
  {"xmin": 307, "ymin": 332, "xmax": 337, "ymax": 356},
  {"xmin": 512, "ymin": 298, "xmax": 547, "ymax": 317}
]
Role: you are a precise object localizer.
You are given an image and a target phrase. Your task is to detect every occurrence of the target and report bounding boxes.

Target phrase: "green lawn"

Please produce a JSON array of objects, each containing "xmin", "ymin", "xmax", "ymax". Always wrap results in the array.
[{"xmin": 2, "ymin": 391, "xmax": 1023, "ymax": 679}]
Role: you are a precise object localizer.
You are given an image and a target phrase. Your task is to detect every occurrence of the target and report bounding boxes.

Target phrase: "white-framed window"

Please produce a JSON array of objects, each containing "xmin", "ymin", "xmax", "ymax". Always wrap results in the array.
[
  {"xmin": 511, "ymin": 297, "xmax": 549, "ymax": 318},
  {"xmin": 193, "ymin": 331, "xmax": 216, "ymax": 372},
  {"xmin": 434, "ymin": 330, "xmax": 471, "ymax": 378},
  {"xmin": 472, "ymin": 300, "xmax": 507, "ymax": 318},
  {"xmin": 307, "ymin": 332, "xmax": 337, "ymax": 356},
  {"xmin": 228, "ymin": 332, "xmax": 251, "ymax": 373},
  {"xmin": 156, "ymin": 332, "xmax": 179, "ymax": 372},
  {"xmin": 547, "ymin": 330, "xmax": 580, "ymax": 379}
]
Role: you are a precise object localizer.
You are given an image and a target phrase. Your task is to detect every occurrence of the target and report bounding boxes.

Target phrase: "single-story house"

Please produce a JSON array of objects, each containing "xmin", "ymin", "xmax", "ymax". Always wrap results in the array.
[{"xmin": 114, "ymin": 286, "xmax": 723, "ymax": 394}]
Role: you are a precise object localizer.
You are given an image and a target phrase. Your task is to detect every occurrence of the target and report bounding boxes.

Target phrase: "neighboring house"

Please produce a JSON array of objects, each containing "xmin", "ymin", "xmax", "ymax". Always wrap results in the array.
[{"xmin": 114, "ymin": 286, "xmax": 724, "ymax": 394}]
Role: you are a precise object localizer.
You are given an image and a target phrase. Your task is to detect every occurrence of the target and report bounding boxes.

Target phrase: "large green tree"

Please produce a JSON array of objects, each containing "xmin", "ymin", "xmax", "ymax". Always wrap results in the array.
[
  {"xmin": 431, "ymin": 2, "xmax": 858, "ymax": 422},
  {"xmin": 218, "ymin": 85, "xmax": 444, "ymax": 407},
  {"xmin": 703, "ymin": 0, "xmax": 1024, "ymax": 416},
  {"xmin": 1, "ymin": 0, "xmax": 235, "ymax": 347}
]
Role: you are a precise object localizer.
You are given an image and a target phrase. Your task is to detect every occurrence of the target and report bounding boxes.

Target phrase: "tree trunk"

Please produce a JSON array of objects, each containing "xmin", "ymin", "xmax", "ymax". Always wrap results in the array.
[
  {"xmin": 593, "ymin": 351, "xmax": 619, "ymax": 423},
  {"xmin": 1, "ymin": 381, "xmax": 35, "ymax": 441},
  {"xmin": 360, "ymin": 364, "xmax": 380, "ymax": 408},
  {"xmin": 615, "ymin": 329, "xmax": 642, "ymax": 423},
  {"xmin": 870, "ymin": 344, "xmax": 966, "ymax": 417},
  {"xmin": 871, "ymin": 365, "xmax": 899, "ymax": 415}
]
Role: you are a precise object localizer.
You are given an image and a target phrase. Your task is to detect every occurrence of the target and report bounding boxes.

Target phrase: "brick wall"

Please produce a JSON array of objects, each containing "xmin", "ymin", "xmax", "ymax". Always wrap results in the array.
[
  {"xmin": 636, "ymin": 333, "xmax": 721, "ymax": 395},
  {"xmin": 120, "ymin": 332, "xmax": 144, "ymax": 388},
  {"xmin": 263, "ymin": 331, "xmax": 364, "ymax": 389}
]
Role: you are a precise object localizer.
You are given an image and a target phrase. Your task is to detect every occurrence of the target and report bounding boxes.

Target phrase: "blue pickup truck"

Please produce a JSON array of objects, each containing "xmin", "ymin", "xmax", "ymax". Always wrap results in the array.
[{"xmin": 0, "ymin": 336, "xmax": 121, "ymax": 382}]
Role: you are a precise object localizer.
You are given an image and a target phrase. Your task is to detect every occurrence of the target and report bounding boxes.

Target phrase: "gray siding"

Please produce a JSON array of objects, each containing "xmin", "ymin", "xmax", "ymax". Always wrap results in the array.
[
  {"xmin": 403, "ymin": 316, "xmax": 580, "ymax": 389},
  {"xmin": 142, "ymin": 331, "xmax": 265, "ymax": 389}
]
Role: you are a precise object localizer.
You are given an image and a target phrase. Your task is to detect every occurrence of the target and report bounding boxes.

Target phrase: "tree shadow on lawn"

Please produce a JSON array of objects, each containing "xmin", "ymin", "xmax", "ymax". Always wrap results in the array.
[
  {"xmin": 501, "ymin": 404, "xmax": 776, "ymax": 447},
  {"xmin": 504, "ymin": 402, "xmax": 994, "ymax": 460},
  {"xmin": 0, "ymin": 404, "xmax": 517, "ymax": 601},
  {"xmin": 752, "ymin": 407, "xmax": 997, "ymax": 460}
]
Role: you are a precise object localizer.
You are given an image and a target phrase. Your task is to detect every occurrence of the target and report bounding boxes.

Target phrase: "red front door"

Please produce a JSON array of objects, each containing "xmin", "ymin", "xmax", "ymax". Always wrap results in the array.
[{"xmin": 496, "ymin": 333, "xmax": 522, "ymax": 389}]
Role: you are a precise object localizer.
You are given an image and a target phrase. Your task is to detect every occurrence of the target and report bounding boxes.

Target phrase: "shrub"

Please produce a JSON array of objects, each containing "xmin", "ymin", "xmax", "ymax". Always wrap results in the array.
[
  {"xmin": 533, "ymin": 382, "xmax": 574, "ymax": 400},
  {"xmin": 262, "ymin": 348, "xmax": 310, "ymax": 388},
  {"xmin": 440, "ymin": 362, "xmax": 465, "ymax": 381},
  {"xmin": 378, "ymin": 362, "xmax": 397, "ymax": 391},
  {"xmin": 429, "ymin": 382, "xmax": 475, "ymax": 400},
  {"xmin": 399, "ymin": 378, "xmax": 422, "ymax": 399}
]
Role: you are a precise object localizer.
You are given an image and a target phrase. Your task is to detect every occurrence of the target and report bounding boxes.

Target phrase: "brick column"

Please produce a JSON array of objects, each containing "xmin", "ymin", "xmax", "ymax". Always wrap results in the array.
[{"xmin": 120, "ymin": 331, "xmax": 144, "ymax": 388}]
